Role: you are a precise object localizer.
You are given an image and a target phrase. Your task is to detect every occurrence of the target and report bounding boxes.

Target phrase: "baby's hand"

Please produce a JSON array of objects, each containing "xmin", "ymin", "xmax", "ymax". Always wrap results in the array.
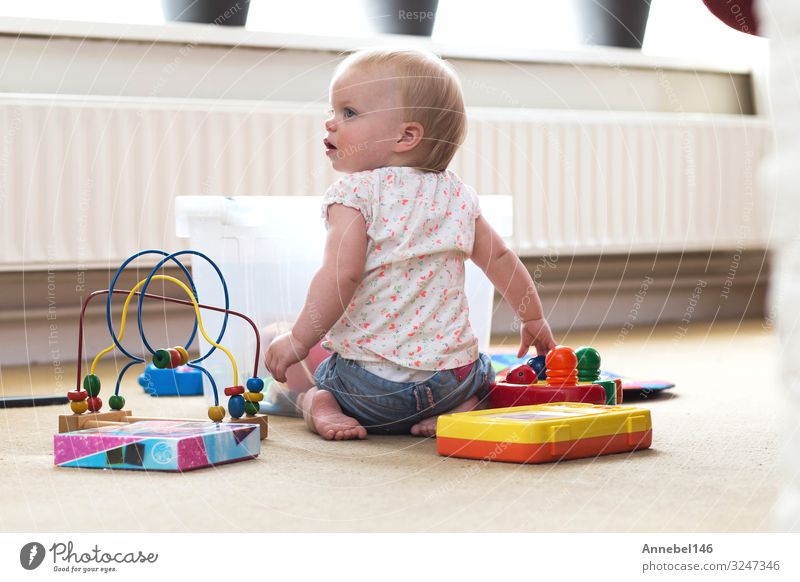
[
  {"xmin": 264, "ymin": 331, "xmax": 310, "ymax": 383},
  {"xmin": 517, "ymin": 317, "xmax": 557, "ymax": 358}
]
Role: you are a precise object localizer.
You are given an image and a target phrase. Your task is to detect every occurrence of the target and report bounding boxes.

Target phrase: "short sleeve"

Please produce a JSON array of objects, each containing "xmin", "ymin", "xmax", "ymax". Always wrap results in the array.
[
  {"xmin": 321, "ymin": 172, "xmax": 375, "ymax": 229},
  {"xmin": 464, "ymin": 182, "xmax": 482, "ymax": 221}
]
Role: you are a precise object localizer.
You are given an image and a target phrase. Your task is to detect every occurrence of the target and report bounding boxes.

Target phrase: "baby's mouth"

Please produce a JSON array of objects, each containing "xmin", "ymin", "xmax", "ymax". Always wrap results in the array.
[{"xmin": 324, "ymin": 138, "xmax": 337, "ymax": 151}]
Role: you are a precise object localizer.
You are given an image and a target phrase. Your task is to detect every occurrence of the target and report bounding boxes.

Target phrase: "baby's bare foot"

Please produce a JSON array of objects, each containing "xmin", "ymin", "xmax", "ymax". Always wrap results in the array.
[
  {"xmin": 410, "ymin": 396, "xmax": 480, "ymax": 437},
  {"xmin": 305, "ymin": 388, "xmax": 366, "ymax": 440}
]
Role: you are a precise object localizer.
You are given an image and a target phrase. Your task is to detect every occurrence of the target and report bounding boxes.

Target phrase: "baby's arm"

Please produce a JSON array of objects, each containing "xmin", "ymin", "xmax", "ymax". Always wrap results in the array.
[
  {"xmin": 264, "ymin": 204, "xmax": 367, "ymax": 382},
  {"xmin": 471, "ymin": 215, "xmax": 557, "ymax": 357}
]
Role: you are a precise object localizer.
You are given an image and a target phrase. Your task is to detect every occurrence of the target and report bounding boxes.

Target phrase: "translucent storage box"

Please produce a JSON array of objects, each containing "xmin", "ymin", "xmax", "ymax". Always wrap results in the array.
[{"xmin": 175, "ymin": 195, "xmax": 511, "ymax": 416}]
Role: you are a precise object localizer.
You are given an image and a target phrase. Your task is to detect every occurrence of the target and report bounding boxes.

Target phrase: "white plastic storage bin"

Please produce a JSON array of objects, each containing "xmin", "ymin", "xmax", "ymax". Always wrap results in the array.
[{"xmin": 175, "ymin": 195, "xmax": 511, "ymax": 415}]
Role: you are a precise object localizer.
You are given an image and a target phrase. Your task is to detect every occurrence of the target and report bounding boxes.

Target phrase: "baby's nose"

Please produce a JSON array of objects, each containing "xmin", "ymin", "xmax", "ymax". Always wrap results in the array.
[{"xmin": 325, "ymin": 117, "xmax": 337, "ymax": 132}]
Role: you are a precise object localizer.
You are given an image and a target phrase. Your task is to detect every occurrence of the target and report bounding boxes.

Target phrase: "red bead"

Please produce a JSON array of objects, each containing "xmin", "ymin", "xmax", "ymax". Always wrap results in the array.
[
  {"xmin": 87, "ymin": 397, "xmax": 102, "ymax": 412},
  {"xmin": 224, "ymin": 385, "xmax": 245, "ymax": 396},
  {"xmin": 167, "ymin": 348, "xmax": 182, "ymax": 369},
  {"xmin": 67, "ymin": 390, "xmax": 88, "ymax": 402}
]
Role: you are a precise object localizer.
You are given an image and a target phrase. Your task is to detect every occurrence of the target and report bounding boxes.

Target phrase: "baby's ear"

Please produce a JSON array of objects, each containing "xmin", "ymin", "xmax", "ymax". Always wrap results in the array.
[{"xmin": 395, "ymin": 121, "xmax": 424, "ymax": 152}]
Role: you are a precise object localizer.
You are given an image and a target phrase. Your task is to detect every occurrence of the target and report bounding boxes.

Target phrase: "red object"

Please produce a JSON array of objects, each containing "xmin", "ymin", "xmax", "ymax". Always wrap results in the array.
[
  {"xmin": 452, "ymin": 362, "xmax": 475, "ymax": 382},
  {"xmin": 67, "ymin": 390, "xmax": 88, "ymax": 402},
  {"xmin": 488, "ymin": 381, "xmax": 607, "ymax": 408},
  {"xmin": 545, "ymin": 345, "xmax": 579, "ymax": 386},
  {"xmin": 224, "ymin": 385, "xmax": 245, "ymax": 396},
  {"xmin": 437, "ymin": 430, "xmax": 652, "ymax": 464},
  {"xmin": 505, "ymin": 364, "xmax": 537, "ymax": 385},
  {"xmin": 87, "ymin": 397, "xmax": 102, "ymax": 412},
  {"xmin": 167, "ymin": 348, "xmax": 182, "ymax": 369},
  {"xmin": 614, "ymin": 378, "xmax": 623, "ymax": 404},
  {"xmin": 702, "ymin": 0, "xmax": 758, "ymax": 35}
]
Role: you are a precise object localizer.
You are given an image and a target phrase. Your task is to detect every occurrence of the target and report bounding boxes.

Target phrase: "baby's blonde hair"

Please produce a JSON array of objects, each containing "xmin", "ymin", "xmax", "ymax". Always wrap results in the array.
[{"xmin": 334, "ymin": 48, "xmax": 466, "ymax": 172}]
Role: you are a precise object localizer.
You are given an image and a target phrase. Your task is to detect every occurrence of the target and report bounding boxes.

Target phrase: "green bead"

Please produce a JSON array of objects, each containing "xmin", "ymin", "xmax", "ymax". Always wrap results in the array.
[
  {"xmin": 109, "ymin": 395, "xmax": 125, "ymax": 410},
  {"xmin": 83, "ymin": 375, "xmax": 101, "ymax": 396},
  {"xmin": 152, "ymin": 349, "xmax": 171, "ymax": 369},
  {"xmin": 244, "ymin": 401, "xmax": 259, "ymax": 416},
  {"xmin": 575, "ymin": 346, "xmax": 601, "ymax": 382}
]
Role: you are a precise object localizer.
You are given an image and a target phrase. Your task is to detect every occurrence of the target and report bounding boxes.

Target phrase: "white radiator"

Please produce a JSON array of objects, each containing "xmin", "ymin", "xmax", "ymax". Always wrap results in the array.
[
  {"xmin": 0, "ymin": 95, "xmax": 772, "ymax": 270},
  {"xmin": 458, "ymin": 108, "xmax": 772, "ymax": 254}
]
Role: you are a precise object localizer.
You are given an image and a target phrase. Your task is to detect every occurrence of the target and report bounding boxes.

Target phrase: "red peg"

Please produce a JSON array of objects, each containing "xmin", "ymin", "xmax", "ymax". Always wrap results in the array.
[{"xmin": 545, "ymin": 345, "xmax": 578, "ymax": 387}]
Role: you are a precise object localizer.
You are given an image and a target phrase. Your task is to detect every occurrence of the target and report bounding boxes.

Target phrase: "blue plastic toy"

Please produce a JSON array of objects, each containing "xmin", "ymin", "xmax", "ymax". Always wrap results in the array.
[{"xmin": 138, "ymin": 364, "xmax": 203, "ymax": 397}]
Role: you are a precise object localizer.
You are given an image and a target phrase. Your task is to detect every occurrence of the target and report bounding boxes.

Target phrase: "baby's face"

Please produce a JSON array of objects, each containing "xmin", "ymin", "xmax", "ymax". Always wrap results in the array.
[{"xmin": 324, "ymin": 66, "xmax": 406, "ymax": 173}]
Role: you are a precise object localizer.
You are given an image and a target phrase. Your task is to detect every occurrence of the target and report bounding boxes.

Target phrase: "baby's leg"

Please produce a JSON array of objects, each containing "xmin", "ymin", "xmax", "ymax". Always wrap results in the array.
[
  {"xmin": 300, "ymin": 387, "xmax": 367, "ymax": 441},
  {"xmin": 410, "ymin": 396, "xmax": 484, "ymax": 438}
]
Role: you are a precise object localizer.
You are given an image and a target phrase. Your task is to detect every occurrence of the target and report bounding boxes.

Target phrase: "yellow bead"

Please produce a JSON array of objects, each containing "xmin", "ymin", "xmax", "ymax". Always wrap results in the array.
[
  {"xmin": 207, "ymin": 406, "xmax": 226, "ymax": 422},
  {"xmin": 243, "ymin": 391, "xmax": 264, "ymax": 402},
  {"xmin": 174, "ymin": 346, "xmax": 190, "ymax": 366},
  {"xmin": 70, "ymin": 400, "xmax": 89, "ymax": 414}
]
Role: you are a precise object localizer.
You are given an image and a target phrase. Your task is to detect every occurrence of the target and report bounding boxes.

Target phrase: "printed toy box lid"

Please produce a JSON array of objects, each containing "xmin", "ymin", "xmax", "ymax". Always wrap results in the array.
[{"xmin": 54, "ymin": 420, "xmax": 260, "ymax": 471}]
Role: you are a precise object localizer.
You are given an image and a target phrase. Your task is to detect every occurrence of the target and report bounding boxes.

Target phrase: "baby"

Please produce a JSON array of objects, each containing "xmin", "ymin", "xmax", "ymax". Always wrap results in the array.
[{"xmin": 264, "ymin": 48, "xmax": 556, "ymax": 440}]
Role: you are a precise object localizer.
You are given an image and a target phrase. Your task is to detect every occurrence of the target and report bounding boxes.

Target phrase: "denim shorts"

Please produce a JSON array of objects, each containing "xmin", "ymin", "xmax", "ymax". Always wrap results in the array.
[{"xmin": 313, "ymin": 353, "xmax": 495, "ymax": 435}]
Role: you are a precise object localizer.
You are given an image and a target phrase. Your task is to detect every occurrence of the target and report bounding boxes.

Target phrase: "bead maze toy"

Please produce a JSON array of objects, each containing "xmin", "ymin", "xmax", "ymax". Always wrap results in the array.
[
  {"xmin": 488, "ymin": 346, "xmax": 611, "ymax": 409},
  {"xmin": 55, "ymin": 250, "xmax": 268, "ymax": 471},
  {"xmin": 436, "ymin": 402, "xmax": 653, "ymax": 464}
]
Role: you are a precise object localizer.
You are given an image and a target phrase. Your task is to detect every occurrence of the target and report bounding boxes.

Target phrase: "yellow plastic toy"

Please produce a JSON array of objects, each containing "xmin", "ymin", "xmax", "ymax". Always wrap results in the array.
[{"xmin": 436, "ymin": 403, "xmax": 652, "ymax": 464}]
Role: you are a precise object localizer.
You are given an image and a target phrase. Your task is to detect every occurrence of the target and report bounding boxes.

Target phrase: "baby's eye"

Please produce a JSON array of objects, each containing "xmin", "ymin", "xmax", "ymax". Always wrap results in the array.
[{"xmin": 343, "ymin": 107, "xmax": 357, "ymax": 119}]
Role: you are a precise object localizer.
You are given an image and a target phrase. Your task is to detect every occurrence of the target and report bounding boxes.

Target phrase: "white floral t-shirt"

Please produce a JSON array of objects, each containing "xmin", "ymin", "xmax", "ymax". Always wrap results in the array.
[{"xmin": 321, "ymin": 166, "xmax": 481, "ymax": 371}]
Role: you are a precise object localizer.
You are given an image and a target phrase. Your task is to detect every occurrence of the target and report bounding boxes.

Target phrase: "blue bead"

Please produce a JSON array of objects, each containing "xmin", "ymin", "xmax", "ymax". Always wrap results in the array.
[
  {"xmin": 526, "ymin": 355, "xmax": 547, "ymax": 380},
  {"xmin": 246, "ymin": 377, "xmax": 265, "ymax": 393},
  {"xmin": 228, "ymin": 394, "xmax": 246, "ymax": 419}
]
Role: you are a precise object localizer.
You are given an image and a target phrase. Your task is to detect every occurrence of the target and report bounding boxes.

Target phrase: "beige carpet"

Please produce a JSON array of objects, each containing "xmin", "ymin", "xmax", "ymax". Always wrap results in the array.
[{"xmin": 0, "ymin": 320, "xmax": 785, "ymax": 532}]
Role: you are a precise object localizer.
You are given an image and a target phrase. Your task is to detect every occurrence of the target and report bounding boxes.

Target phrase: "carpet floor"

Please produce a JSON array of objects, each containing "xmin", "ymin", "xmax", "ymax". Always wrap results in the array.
[{"xmin": 0, "ymin": 320, "xmax": 784, "ymax": 532}]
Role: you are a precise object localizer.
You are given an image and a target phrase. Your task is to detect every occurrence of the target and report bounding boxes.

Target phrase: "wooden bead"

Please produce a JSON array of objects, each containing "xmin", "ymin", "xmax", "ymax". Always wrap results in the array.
[
  {"xmin": 152, "ymin": 349, "xmax": 171, "ymax": 369},
  {"xmin": 83, "ymin": 375, "xmax": 101, "ymax": 397},
  {"xmin": 228, "ymin": 395, "xmax": 245, "ymax": 419},
  {"xmin": 87, "ymin": 397, "xmax": 102, "ymax": 412},
  {"xmin": 70, "ymin": 400, "xmax": 88, "ymax": 414},
  {"xmin": 109, "ymin": 395, "xmax": 125, "ymax": 410},
  {"xmin": 243, "ymin": 391, "xmax": 264, "ymax": 402},
  {"xmin": 246, "ymin": 377, "xmax": 264, "ymax": 393},
  {"xmin": 167, "ymin": 348, "xmax": 182, "ymax": 369},
  {"xmin": 208, "ymin": 405, "xmax": 226, "ymax": 422},
  {"xmin": 173, "ymin": 346, "xmax": 190, "ymax": 365},
  {"xmin": 67, "ymin": 390, "xmax": 88, "ymax": 402},
  {"xmin": 244, "ymin": 401, "xmax": 259, "ymax": 416},
  {"xmin": 224, "ymin": 385, "xmax": 245, "ymax": 396}
]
